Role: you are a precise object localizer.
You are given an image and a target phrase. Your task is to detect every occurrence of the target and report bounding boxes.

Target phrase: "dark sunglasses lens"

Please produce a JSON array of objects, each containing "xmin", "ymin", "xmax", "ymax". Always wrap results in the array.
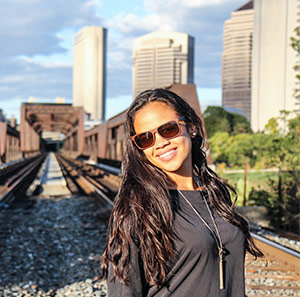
[
  {"xmin": 158, "ymin": 121, "xmax": 179, "ymax": 138},
  {"xmin": 136, "ymin": 132, "xmax": 154, "ymax": 149}
]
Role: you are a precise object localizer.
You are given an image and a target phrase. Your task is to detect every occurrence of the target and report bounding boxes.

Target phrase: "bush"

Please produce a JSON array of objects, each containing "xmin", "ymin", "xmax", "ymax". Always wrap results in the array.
[{"xmin": 248, "ymin": 171, "xmax": 300, "ymax": 234}]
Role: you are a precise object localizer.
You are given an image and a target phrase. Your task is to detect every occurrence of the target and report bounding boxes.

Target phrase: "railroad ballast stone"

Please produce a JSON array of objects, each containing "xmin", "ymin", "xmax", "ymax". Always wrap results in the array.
[
  {"xmin": 0, "ymin": 195, "xmax": 109, "ymax": 297},
  {"xmin": 0, "ymin": 195, "xmax": 299, "ymax": 296}
]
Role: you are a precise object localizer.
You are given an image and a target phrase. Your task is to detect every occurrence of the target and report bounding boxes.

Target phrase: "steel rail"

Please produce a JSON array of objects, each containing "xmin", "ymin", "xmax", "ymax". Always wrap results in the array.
[
  {"xmin": 56, "ymin": 154, "xmax": 95, "ymax": 195},
  {"xmin": 56, "ymin": 154, "xmax": 115, "ymax": 206},
  {"xmin": 0, "ymin": 158, "xmax": 33, "ymax": 179},
  {"xmin": 0, "ymin": 154, "xmax": 46, "ymax": 206},
  {"xmin": 260, "ymin": 226, "xmax": 300, "ymax": 241},
  {"xmin": 250, "ymin": 232, "xmax": 300, "ymax": 271},
  {"xmin": 93, "ymin": 162, "xmax": 121, "ymax": 175}
]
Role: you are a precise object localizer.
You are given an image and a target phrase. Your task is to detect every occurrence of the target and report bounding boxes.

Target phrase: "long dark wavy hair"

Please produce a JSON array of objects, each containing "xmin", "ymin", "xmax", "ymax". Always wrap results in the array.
[{"xmin": 101, "ymin": 88, "xmax": 263, "ymax": 287}]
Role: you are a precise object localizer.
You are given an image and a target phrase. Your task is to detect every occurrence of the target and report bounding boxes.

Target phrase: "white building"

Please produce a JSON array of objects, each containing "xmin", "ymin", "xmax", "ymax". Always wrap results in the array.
[
  {"xmin": 251, "ymin": 0, "xmax": 299, "ymax": 131},
  {"xmin": 133, "ymin": 31, "xmax": 194, "ymax": 98},
  {"xmin": 222, "ymin": 1, "xmax": 254, "ymax": 121},
  {"xmin": 73, "ymin": 26, "xmax": 107, "ymax": 120}
]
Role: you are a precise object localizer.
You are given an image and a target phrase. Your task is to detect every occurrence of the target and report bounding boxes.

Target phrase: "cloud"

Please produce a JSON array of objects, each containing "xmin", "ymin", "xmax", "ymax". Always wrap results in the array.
[
  {"xmin": 106, "ymin": 13, "xmax": 173, "ymax": 36},
  {"xmin": 0, "ymin": 0, "xmax": 102, "ymax": 106},
  {"xmin": 0, "ymin": 0, "xmax": 246, "ymax": 119},
  {"xmin": 0, "ymin": 1, "xmax": 95, "ymax": 57},
  {"xmin": 0, "ymin": 57, "xmax": 72, "ymax": 101},
  {"xmin": 104, "ymin": 0, "xmax": 243, "ymax": 92}
]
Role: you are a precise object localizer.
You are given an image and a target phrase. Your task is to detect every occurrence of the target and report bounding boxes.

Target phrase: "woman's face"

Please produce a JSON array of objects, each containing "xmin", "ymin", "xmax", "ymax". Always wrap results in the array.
[{"xmin": 133, "ymin": 101, "xmax": 193, "ymax": 180}]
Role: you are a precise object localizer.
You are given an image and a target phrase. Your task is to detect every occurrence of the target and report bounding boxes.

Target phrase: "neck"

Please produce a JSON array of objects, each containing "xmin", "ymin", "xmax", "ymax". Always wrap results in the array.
[{"xmin": 168, "ymin": 174, "xmax": 198, "ymax": 190}]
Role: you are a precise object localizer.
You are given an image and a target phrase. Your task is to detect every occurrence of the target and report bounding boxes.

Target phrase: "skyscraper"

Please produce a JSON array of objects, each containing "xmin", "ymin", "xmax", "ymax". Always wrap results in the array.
[
  {"xmin": 251, "ymin": 0, "xmax": 299, "ymax": 131},
  {"xmin": 133, "ymin": 31, "xmax": 194, "ymax": 98},
  {"xmin": 222, "ymin": 1, "xmax": 254, "ymax": 121},
  {"xmin": 73, "ymin": 26, "xmax": 107, "ymax": 121}
]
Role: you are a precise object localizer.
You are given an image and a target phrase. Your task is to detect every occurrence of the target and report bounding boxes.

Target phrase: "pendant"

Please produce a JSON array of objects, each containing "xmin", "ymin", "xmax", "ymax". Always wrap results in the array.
[{"xmin": 219, "ymin": 248, "xmax": 224, "ymax": 290}]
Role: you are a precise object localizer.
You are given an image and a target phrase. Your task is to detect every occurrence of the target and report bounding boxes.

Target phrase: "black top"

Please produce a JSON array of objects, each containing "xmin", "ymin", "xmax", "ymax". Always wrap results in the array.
[{"xmin": 108, "ymin": 190, "xmax": 246, "ymax": 297}]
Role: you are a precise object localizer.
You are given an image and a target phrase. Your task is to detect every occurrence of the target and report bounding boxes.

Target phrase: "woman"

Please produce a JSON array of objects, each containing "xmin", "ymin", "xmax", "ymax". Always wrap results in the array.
[{"xmin": 101, "ymin": 88, "xmax": 262, "ymax": 296}]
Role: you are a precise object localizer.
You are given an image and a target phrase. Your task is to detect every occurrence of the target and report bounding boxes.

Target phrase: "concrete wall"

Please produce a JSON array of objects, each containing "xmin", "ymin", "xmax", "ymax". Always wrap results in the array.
[{"xmin": 251, "ymin": 0, "xmax": 299, "ymax": 131}]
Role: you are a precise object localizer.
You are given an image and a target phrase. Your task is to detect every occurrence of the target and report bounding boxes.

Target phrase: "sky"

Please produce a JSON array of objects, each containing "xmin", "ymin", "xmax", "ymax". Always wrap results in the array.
[{"xmin": 0, "ymin": 0, "xmax": 247, "ymax": 123}]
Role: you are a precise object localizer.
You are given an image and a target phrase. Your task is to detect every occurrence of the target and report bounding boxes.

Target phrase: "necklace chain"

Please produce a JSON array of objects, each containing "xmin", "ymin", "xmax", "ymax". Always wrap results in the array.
[
  {"xmin": 177, "ymin": 183, "xmax": 223, "ymax": 249},
  {"xmin": 177, "ymin": 180, "xmax": 225, "ymax": 290}
]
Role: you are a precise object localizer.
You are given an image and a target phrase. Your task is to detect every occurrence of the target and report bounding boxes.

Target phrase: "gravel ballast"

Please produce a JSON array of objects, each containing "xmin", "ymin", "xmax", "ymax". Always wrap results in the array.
[{"xmin": 0, "ymin": 195, "xmax": 109, "ymax": 297}]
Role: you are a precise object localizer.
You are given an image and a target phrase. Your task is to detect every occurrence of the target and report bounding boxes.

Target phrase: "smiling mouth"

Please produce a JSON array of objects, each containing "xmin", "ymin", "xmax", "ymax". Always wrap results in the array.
[{"xmin": 158, "ymin": 148, "xmax": 177, "ymax": 160}]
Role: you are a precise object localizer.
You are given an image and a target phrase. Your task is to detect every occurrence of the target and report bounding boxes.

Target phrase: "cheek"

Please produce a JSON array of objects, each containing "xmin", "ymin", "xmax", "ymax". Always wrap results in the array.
[
  {"xmin": 177, "ymin": 132, "xmax": 192, "ymax": 148},
  {"xmin": 143, "ymin": 148, "xmax": 154, "ymax": 162},
  {"xmin": 177, "ymin": 137, "xmax": 193, "ymax": 160}
]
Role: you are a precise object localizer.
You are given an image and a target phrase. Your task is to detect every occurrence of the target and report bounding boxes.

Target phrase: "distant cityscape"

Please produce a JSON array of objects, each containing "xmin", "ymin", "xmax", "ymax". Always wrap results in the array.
[
  {"xmin": 223, "ymin": 0, "xmax": 299, "ymax": 131},
  {"xmin": 1, "ymin": 0, "xmax": 299, "ymax": 133},
  {"xmin": 71, "ymin": 0, "xmax": 299, "ymax": 132}
]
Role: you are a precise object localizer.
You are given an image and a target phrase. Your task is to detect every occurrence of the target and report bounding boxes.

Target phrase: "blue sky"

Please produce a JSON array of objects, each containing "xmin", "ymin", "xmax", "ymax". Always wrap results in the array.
[{"xmin": 0, "ymin": 0, "xmax": 246, "ymax": 123}]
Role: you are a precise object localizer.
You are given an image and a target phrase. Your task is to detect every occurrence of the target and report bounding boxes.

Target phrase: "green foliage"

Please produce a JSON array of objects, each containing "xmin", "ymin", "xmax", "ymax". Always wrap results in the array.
[
  {"xmin": 221, "ymin": 171, "xmax": 277, "ymax": 185},
  {"xmin": 251, "ymin": 132, "xmax": 272, "ymax": 169},
  {"xmin": 236, "ymin": 178, "xmax": 251, "ymax": 206},
  {"xmin": 289, "ymin": 114, "xmax": 300, "ymax": 133},
  {"xmin": 225, "ymin": 134, "xmax": 254, "ymax": 167},
  {"xmin": 210, "ymin": 112, "xmax": 300, "ymax": 169},
  {"xmin": 290, "ymin": 27, "xmax": 300, "ymax": 53},
  {"xmin": 290, "ymin": 27, "xmax": 300, "ymax": 100},
  {"xmin": 249, "ymin": 171, "xmax": 300, "ymax": 234},
  {"xmin": 263, "ymin": 113, "xmax": 300, "ymax": 171},
  {"xmin": 203, "ymin": 106, "xmax": 231, "ymax": 137},
  {"xmin": 209, "ymin": 132, "xmax": 230, "ymax": 164},
  {"xmin": 248, "ymin": 188, "xmax": 279, "ymax": 224},
  {"xmin": 279, "ymin": 170, "xmax": 300, "ymax": 233},
  {"xmin": 265, "ymin": 117, "xmax": 279, "ymax": 134},
  {"xmin": 212, "ymin": 111, "xmax": 300, "ymax": 232},
  {"xmin": 210, "ymin": 132, "xmax": 271, "ymax": 168},
  {"xmin": 203, "ymin": 106, "xmax": 251, "ymax": 138},
  {"xmin": 248, "ymin": 188, "xmax": 275, "ymax": 209},
  {"xmin": 285, "ymin": 115, "xmax": 300, "ymax": 169},
  {"xmin": 229, "ymin": 113, "xmax": 252, "ymax": 135}
]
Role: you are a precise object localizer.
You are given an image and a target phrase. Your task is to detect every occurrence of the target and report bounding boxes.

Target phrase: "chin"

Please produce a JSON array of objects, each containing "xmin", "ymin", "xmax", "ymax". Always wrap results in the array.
[{"xmin": 160, "ymin": 164, "xmax": 183, "ymax": 174}]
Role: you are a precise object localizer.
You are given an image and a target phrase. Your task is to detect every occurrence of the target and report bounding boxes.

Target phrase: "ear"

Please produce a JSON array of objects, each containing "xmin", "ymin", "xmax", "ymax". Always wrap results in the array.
[{"xmin": 188, "ymin": 125, "xmax": 197, "ymax": 138}]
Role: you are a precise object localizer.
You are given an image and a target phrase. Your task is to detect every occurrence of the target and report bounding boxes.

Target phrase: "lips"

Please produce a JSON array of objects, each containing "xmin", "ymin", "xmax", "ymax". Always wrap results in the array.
[{"xmin": 157, "ymin": 148, "xmax": 177, "ymax": 161}]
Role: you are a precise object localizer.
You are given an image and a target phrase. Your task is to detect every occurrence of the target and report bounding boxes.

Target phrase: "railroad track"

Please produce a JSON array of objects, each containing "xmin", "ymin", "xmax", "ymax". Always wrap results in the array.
[
  {"xmin": 56, "ymin": 153, "xmax": 120, "ymax": 207},
  {"xmin": 245, "ymin": 232, "xmax": 300, "ymax": 296},
  {"xmin": 0, "ymin": 154, "xmax": 47, "ymax": 207},
  {"xmin": 50, "ymin": 154, "xmax": 300, "ymax": 295},
  {"xmin": 261, "ymin": 227, "xmax": 300, "ymax": 242}
]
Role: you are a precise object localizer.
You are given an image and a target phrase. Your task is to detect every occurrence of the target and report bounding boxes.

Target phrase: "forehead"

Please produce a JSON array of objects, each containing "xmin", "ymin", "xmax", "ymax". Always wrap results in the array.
[{"xmin": 133, "ymin": 102, "xmax": 178, "ymax": 133}]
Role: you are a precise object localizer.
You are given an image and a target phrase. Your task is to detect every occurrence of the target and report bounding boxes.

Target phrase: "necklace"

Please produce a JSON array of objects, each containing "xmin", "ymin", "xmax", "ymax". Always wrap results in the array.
[{"xmin": 177, "ymin": 183, "xmax": 225, "ymax": 290}]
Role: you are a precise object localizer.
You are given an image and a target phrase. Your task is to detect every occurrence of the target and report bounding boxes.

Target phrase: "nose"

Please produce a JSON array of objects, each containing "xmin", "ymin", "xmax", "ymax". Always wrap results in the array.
[{"xmin": 153, "ymin": 132, "xmax": 170, "ymax": 148}]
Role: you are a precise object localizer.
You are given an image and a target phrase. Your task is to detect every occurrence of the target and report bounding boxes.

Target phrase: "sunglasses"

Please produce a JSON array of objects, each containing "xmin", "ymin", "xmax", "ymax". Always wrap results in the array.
[{"xmin": 131, "ymin": 116, "xmax": 185, "ymax": 150}]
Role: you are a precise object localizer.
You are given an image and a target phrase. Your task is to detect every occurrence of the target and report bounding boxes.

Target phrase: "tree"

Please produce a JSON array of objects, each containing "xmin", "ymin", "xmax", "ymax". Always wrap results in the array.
[
  {"xmin": 225, "ymin": 134, "xmax": 254, "ymax": 167},
  {"xmin": 203, "ymin": 106, "xmax": 252, "ymax": 138},
  {"xmin": 203, "ymin": 106, "xmax": 231, "ymax": 137},
  {"xmin": 247, "ymin": 113, "xmax": 299, "ymax": 233},
  {"xmin": 209, "ymin": 132, "xmax": 230, "ymax": 164},
  {"xmin": 250, "ymin": 132, "xmax": 271, "ymax": 169},
  {"xmin": 264, "ymin": 112, "xmax": 300, "ymax": 170},
  {"xmin": 263, "ymin": 112, "xmax": 300, "ymax": 231},
  {"xmin": 225, "ymin": 133, "xmax": 254, "ymax": 206},
  {"xmin": 228, "ymin": 112, "xmax": 252, "ymax": 135}
]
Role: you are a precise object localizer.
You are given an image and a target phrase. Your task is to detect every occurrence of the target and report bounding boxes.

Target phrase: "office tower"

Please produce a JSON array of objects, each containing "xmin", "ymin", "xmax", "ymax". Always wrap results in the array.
[
  {"xmin": 133, "ymin": 31, "xmax": 194, "ymax": 98},
  {"xmin": 222, "ymin": 1, "xmax": 254, "ymax": 121},
  {"xmin": 251, "ymin": 0, "xmax": 299, "ymax": 132},
  {"xmin": 73, "ymin": 26, "xmax": 107, "ymax": 120}
]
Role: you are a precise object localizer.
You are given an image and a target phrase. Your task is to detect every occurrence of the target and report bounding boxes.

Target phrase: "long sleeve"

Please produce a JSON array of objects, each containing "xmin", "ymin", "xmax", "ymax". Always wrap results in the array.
[{"xmin": 107, "ymin": 240, "xmax": 149, "ymax": 297}]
